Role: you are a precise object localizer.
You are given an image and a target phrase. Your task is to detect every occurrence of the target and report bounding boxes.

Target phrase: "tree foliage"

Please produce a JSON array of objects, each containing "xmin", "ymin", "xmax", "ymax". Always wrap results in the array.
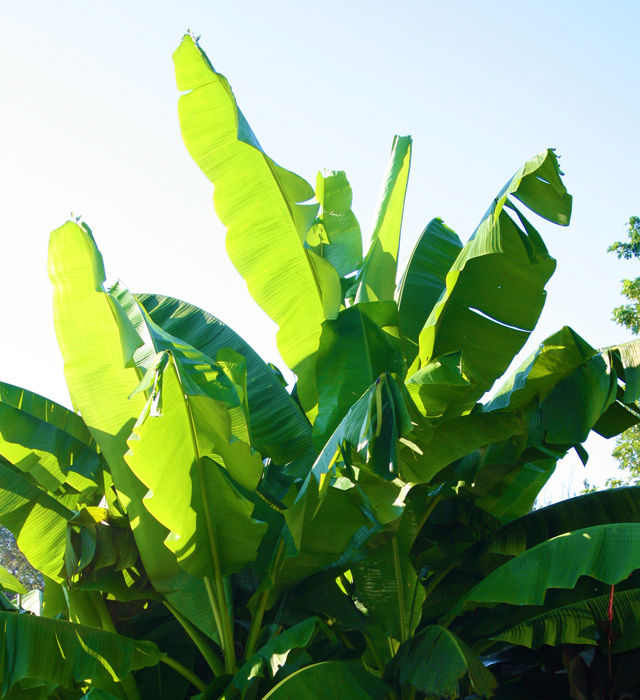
[{"xmin": 0, "ymin": 32, "xmax": 639, "ymax": 700}]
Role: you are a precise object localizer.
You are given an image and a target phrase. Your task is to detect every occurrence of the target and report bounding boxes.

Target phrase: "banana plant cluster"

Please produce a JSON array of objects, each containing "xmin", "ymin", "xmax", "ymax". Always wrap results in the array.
[{"xmin": 1, "ymin": 32, "xmax": 640, "ymax": 700}]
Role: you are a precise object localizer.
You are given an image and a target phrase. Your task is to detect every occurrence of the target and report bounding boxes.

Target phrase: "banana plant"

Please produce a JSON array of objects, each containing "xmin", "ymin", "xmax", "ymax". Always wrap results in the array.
[{"xmin": 0, "ymin": 30, "xmax": 639, "ymax": 700}]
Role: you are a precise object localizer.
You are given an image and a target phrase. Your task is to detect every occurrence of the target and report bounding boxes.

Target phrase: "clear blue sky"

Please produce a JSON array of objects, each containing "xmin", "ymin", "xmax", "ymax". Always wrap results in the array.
[{"xmin": 1, "ymin": 1, "xmax": 638, "ymax": 500}]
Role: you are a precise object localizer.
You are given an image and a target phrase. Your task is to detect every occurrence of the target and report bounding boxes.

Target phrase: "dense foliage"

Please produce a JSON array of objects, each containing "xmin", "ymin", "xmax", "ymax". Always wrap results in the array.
[{"xmin": 2, "ymin": 32, "xmax": 640, "ymax": 700}]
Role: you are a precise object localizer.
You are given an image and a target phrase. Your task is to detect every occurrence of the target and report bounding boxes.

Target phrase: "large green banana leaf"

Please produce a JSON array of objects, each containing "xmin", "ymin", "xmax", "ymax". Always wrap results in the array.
[
  {"xmin": 353, "ymin": 535, "xmax": 424, "ymax": 644},
  {"xmin": 493, "ymin": 587, "xmax": 640, "ymax": 653},
  {"xmin": 443, "ymin": 523, "xmax": 640, "ymax": 624},
  {"xmin": 135, "ymin": 293, "xmax": 315, "ymax": 469},
  {"xmin": 312, "ymin": 302, "xmax": 406, "ymax": 450},
  {"xmin": 410, "ymin": 150, "xmax": 571, "ymax": 419},
  {"xmin": 354, "ymin": 135, "xmax": 412, "ymax": 303},
  {"xmin": 487, "ymin": 485, "xmax": 640, "ymax": 556},
  {"xmin": 0, "ymin": 462, "xmax": 71, "ymax": 581},
  {"xmin": 174, "ymin": 35, "xmax": 337, "ymax": 412},
  {"xmin": 48, "ymin": 220, "xmax": 219, "ymax": 639},
  {"xmin": 385, "ymin": 626, "xmax": 497, "ymax": 699},
  {"xmin": 395, "ymin": 218, "xmax": 463, "ymax": 367},
  {"xmin": 262, "ymin": 661, "xmax": 390, "ymax": 700},
  {"xmin": 125, "ymin": 354, "xmax": 267, "ymax": 578},
  {"xmin": 0, "ymin": 381, "xmax": 100, "ymax": 496},
  {"xmin": 261, "ymin": 479, "xmax": 370, "ymax": 608},
  {"xmin": 0, "ymin": 611, "xmax": 163, "ymax": 696},
  {"xmin": 400, "ymin": 411, "xmax": 523, "ymax": 484},
  {"xmin": 261, "ymin": 375, "xmax": 415, "ymax": 607},
  {"xmin": 307, "ymin": 170, "xmax": 363, "ymax": 279}
]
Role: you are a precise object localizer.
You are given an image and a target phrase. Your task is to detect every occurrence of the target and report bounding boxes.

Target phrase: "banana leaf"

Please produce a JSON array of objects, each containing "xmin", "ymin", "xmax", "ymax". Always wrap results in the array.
[
  {"xmin": 395, "ymin": 218, "xmax": 463, "ymax": 367},
  {"xmin": 354, "ymin": 135, "xmax": 412, "ymax": 303},
  {"xmin": 0, "ymin": 462, "xmax": 71, "ymax": 581},
  {"xmin": 231, "ymin": 617, "xmax": 324, "ymax": 695},
  {"xmin": 0, "ymin": 381, "xmax": 100, "ymax": 495},
  {"xmin": 48, "ymin": 220, "xmax": 219, "ymax": 639},
  {"xmin": 385, "ymin": 625, "xmax": 497, "ymax": 699},
  {"xmin": 126, "ymin": 354, "xmax": 267, "ymax": 578},
  {"xmin": 0, "ymin": 565, "xmax": 27, "ymax": 595},
  {"xmin": 312, "ymin": 302, "xmax": 406, "ymax": 450},
  {"xmin": 261, "ymin": 661, "xmax": 390, "ymax": 700},
  {"xmin": 410, "ymin": 150, "xmax": 571, "ymax": 419},
  {"xmin": 485, "ymin": 326, "xmax": 597, "ymax": 413},
  {"xmin": 487, "ymin": 485, "xmax": 640, "ymax": 556},
  {"xmin": 136, "ymin": 292, "xmax": 315, "ymax": 471},
  {"xmin": 443, "ymin": 523, "xmax": 640, "ymax": 624},
  {"xmin": 174, "ymin": 35, "xmax": 336, "ymax": 412},
  {"xmin": 493, "ymin": 586, "xmax": 640, "ymax": 654},
  {"xmin": 0, "ymin": 611, "xmax": 164, "ymax": 696},
  {"xmin": 307, "ymin": 170, "xmax": 363, "ymax": 279},
  {"xmin": 353, "ymin": 535, "xmax": 424, "ymax": 643}
]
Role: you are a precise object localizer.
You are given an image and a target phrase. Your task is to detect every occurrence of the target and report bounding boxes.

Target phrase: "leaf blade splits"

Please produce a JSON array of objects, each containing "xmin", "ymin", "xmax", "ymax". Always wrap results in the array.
[{"xmin": 174, "ymin": 35, "xmax": 339, "ymax": 411}]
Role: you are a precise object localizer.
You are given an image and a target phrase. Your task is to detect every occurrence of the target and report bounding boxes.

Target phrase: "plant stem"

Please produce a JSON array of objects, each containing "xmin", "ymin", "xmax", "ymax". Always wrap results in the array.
[
  {"xmin": 413, "ymin": 495, "xmax": 442, "ymax": 546},
  {"xmin": 364, "ymin": 633, "xmax": 399, "ymax": 700},
  {"xmin": 179, "ymin": 357, "xmax": 236, "ymax": 674},
  {"xmin": 243, "ymin": 538, "xmax": 285, "ymax": 662},
  {"xmin": 93, "ymin": 593, "xmax": 141, "ymax": 700},
  {"xmin": 392, "ymin": 537, "xmax": 406, "ymax": 643},
  {"xmin": 161, "ymin": 656, "xmax": 208, "ymax": 692},
  {"xmin": 164, "ymin": 600, "xmax": 225, "ymax": 677}
]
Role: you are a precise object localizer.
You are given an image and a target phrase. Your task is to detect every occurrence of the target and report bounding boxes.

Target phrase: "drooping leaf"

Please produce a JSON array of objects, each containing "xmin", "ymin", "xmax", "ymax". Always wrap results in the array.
[
  {"xmin": 386, "ymin": 626, "xmax": 497, "ymax": 699},
  {"xmin": 0, "ymin": 381, "xmax": 100, "ymax": 495},
  {"xmin": 262, "ymin": 661, "xmax": 390, "ymax": 700},
  {"xmin": 443, "ymin": 523, "xmax": 640, "ymax": 624},
  {"xmin": 174, "ymin": 35, "xmax": 338, "ymax": 411},
  {"xmin": 307, "ymin": 170, "xmax": 363, "ymax": 278},
  {"xmin": 125, "ymin": 355, "xmax": 267, "ymax": 578},
  {"xmin": 48, "ymin": 220, "xmax": 219, "ymax": 638},
  {"xmin": 486, "ymin": 485, "xmax": 640, "ymax": 557},
  {"xmin": 136, "ymin": 292, "xmax": 315, "ymax": 471},
  {"xmin": 411, "ymin": 150, "xmax": 571, "ymax": 418},
  {"xmin": 354, "ymin": 135, "xmax": 412, "ymax": 304},
  {"xmin": 0, "ymin": 462, "xmax": 71, "ymax": 581},
  {"xmin": 493, "ymin": 587, "xmax": 640, "ymax": 654},
  {"xmin": 395, "ymin": 218, "xmax": 463, "ymax": 367},
  {"xmin": 313, "ymin": 302, "xmax": 406, "ymax": 450},
  {"xmin": 485, "ymin": 326, "xmax": 597, "ymax": 413},
  {"xmin": 540, "ymin": 352, "xmax": 617, "ymax": 445},
  {"xmin": 0, "ymin": 611, "xmax": 163, "ymax": 696}
]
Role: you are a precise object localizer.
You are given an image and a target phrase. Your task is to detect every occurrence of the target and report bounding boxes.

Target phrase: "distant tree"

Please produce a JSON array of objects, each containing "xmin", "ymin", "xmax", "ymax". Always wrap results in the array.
[
  {"xmin": 0, "ymin": 527, "xmax": 44, "ymax": 592},
  {"xmin": 583, "ymin": 217, "xmax": 640, "ymax": 494}
]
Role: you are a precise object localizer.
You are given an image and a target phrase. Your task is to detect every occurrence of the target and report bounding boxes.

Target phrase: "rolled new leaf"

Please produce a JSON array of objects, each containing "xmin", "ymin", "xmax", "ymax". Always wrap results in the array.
[{"xmin": 355, "ymin": 135, "xmax": 412, "ymax": 304}]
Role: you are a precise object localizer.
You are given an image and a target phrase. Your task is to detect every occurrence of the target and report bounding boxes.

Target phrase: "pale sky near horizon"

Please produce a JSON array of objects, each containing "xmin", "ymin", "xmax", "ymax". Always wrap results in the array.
[{"xmin": 1, "ymin": 1, "xmax": 639, "ymax": 502}]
